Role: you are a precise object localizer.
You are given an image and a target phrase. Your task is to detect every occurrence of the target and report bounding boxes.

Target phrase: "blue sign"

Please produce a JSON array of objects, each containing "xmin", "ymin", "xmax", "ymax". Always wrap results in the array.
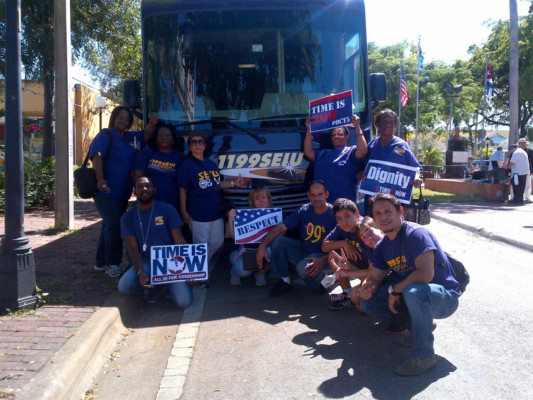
[
  {"xmin": 150, "ymin": 243, "xmax": 208, "ymax": 284},
  {"xmin": 309, "ymin": 90, "xmax": 353, "ymax": 133},
  {"xmin": 359, "ymin": 160, "xmax": 419, "ymax": 204}
]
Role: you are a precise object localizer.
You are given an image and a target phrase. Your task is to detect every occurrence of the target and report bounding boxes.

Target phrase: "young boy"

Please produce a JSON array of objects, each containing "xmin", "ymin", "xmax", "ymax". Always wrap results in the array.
[{"xmin": 321, "ymin": 198, "xmax": 372, "ymax": 311}]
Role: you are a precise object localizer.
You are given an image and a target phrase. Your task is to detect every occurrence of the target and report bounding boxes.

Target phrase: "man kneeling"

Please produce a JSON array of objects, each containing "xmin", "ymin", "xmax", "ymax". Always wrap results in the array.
[
  {"xmin": 359, "ymin": 193, "xmax": 462, "ymax": 376},
  {"xmin": 118, "ymin": 176, "xmax": 193, "ymax": 308}
]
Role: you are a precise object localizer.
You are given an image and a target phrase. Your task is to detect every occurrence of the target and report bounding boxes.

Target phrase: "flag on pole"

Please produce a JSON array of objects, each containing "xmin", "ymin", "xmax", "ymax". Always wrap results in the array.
[
  {"xmin": 418, "ymin": 42, "xmax": 424, "ymax": 71},
  {"xmin": 485, "ymin": 62, "xmax": 494, "ymax": 99},
  {"xmin": 400, "ymin": 63, "xmax": 408, "ymax": 108}
]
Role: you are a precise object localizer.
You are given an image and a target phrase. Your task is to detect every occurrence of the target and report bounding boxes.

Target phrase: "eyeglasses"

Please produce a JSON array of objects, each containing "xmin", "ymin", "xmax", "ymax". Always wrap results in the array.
[{"xmin": 190, "ymin": 139, "xmax": 205, "ymax": 145}]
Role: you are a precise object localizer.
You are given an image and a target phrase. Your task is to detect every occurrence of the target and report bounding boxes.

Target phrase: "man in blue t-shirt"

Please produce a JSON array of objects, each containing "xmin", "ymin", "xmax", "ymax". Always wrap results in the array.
[
  {"xmin": 117, "ymin": 176, "xmax": 193, "ymax": 308},
  {"xmin": 359, "ymin": 193, "xmax": 461, "ymax": 376},
  {"xmin": 256, "ymin": 181, "xmax": 337, "ymax": 296}
]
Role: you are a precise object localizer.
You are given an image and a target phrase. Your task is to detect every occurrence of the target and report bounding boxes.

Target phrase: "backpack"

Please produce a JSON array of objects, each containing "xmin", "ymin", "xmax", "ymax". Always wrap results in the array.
[{"xmin": 445, "ymin": 252, "xmax": 470, "ymax": 293}]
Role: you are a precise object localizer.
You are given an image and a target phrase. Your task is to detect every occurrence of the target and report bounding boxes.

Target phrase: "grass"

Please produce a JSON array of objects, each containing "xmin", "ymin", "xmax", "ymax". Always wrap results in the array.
[{"xmin": 413, "ymin": 189, "xmax": 490, "ymax": 203}]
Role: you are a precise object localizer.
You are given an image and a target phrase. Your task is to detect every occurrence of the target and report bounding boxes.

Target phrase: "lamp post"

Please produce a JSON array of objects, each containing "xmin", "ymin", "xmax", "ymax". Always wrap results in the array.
[
  {"xmin": 95, "ymin": 96, "xmax": 107, "ymax": 131},
  {"xmin": 485, "ymin": 137, "xmax": 491, "ymax": 160}
]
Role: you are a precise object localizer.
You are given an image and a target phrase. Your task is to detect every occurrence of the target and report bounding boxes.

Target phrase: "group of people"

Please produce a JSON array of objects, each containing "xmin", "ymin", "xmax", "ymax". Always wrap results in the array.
[{"xmin": 88, "ymin": 106, "xmax": 461, "ymax": 376}]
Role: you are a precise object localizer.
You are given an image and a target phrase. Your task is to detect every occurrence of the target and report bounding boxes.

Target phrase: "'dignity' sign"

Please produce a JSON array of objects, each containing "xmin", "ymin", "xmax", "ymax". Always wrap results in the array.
[{"xmin": 359, "ymin": 160, "xmax": 419, "ymax": 204}]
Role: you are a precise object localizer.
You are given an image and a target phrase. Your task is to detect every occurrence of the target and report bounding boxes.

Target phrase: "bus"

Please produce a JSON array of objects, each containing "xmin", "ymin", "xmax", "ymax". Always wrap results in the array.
[{"xmin": 124, "ymin": 0, "xmax": 385, "ymax": 213}]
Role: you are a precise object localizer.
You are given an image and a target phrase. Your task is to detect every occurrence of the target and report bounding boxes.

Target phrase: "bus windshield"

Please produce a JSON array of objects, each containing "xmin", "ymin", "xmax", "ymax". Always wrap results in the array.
[{"xmin": 144, "ymin": 7, "xmax": 366, "ymax": 130}]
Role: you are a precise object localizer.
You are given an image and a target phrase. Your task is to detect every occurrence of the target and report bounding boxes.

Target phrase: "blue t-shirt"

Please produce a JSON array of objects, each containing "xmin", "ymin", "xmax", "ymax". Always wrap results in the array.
[
  {"xmin": 89, "ymin": 128, "xmax": 146, "ymax": 200},
  {"xmin": 314, "ymin": 145, "xmax": 360, "ymax": 203},
  {"xmin": 283, "ymin": 203, "xmax": 336, "ymax": 255},
  {"xmin": 121, "ymin": 201, "xmax": 183, "ymax": 259},
  {"xmin": 325, "ymin": 225, "xmax": 372, "ymax": 269},
  {"xmin": 366, "ymin": 136, "xmax": 421, "ymax": 168},
  {"xmin": 178, "ymin": 157, "xmax": 223, "ymax": 222},
  {"xmin": 372, "ymin": 222, "xmax": 461, "ymax": 296},
  {"xmin": 134, "ymin": 149, "xmax": 184, "ymax": 207}
]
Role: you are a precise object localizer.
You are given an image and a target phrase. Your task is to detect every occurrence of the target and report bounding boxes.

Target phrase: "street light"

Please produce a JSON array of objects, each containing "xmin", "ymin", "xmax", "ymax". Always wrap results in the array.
[{"xmin": 95, "ymin": 96, "xmax": 107, "ymax": 131}]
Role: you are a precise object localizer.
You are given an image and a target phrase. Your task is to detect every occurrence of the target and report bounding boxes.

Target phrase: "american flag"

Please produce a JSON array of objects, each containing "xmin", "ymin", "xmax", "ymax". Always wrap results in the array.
[
  {"xmin": 234, "ymin": 208, "xmax": 283, "ymax": 244},
  {"xmin": 485, "ymin": 62, "xmax": 494, "ymax": 99},
  {"xmin": 400, "ymin": 63, "xmax": 408, "ymax": 108}
]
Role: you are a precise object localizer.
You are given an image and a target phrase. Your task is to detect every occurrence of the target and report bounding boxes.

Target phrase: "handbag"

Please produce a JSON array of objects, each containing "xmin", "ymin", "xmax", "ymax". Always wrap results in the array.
[
  {"xmin": 74, "ymin": 130, "xmax": 112, "ymax": 199},
  {"xmin": 403, "ymin": 186, "xmax": 430, "ymax": 225},
  {"xmin": 241, "ymin": 245, "xmax": 271, "ymax": 271}
]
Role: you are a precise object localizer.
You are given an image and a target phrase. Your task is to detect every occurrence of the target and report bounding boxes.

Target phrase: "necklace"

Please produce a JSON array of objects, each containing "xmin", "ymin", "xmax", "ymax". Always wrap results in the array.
[{"xmin": 137, "ymin": 204, "xmax": 155, "ymax": 252}]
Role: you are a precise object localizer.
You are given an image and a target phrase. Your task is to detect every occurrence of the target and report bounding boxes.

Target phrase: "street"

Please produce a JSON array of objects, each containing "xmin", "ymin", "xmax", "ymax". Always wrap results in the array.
[{"xmin": 87, "ymin": 219, "xmax": 533, "ymax": 400}]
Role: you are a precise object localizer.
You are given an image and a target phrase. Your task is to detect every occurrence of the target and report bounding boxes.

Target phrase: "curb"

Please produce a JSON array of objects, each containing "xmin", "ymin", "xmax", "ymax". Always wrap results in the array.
[
  {"xmin": 19, "ymin": 293, "xmax": 137, "ymax": 400},
  {"xmin": 431, "ymin": 212, "xmax": 533, "ymax": 253}
]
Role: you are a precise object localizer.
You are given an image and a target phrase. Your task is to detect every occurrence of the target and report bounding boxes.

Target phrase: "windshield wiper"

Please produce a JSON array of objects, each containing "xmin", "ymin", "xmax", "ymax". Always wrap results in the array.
[
  {"xmin": 248, "ymin": 113, "xmax": 308, "ymax": 123},
  {"xmin": 173, "ymin": 117, "xmax": 266, "ymax": 144}
]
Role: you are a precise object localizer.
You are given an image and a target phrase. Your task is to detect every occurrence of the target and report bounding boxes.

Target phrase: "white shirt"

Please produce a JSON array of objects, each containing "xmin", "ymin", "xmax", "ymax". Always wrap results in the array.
[{"xmin": 510, "ymin": 148, "xmax": 529, "ymax": 175}]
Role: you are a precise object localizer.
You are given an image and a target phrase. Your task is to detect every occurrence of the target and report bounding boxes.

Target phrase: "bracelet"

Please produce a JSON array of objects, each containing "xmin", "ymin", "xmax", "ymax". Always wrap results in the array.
[
  {"xmin": 356, "ymin": 132, "xmax": 365, "ymax": 137},
  {"xmin": 137, "ymin": 269, "xmax": 143, "ymax": 276}
]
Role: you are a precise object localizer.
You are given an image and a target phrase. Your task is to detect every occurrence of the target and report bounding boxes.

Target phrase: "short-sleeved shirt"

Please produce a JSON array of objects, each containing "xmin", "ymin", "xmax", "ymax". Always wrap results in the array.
[
  {"xmin": 134, "ymin": 149, "xmax": 184, "ymax": 207},
  {"xmin": 325, "ymin": 225, "xmax": 372, "ymax": 269},
  {"xmin": 283, "ymin": 203, "xmax": 336, "ymax": 255},
  {"xmin": 488, "ymin": 150, "xmax": 504, "ymax": 171},
  {"xmin": 372, "ymin": 222, "xmax": 461, "ymax": 296},
  {"xmin": 178, "ymin": 156, "xmax": 223, "ymax": 222},
  {"xmin": 366, "ymin": 136, "xmax": 421, "ymax": 168},
  {"xmin": 89, "ymin": 128, "xmax": 146, "ymax": 200},
  {"xmin": 121, "ymin": 200, "xmax": 183, "ymax": 259},
  {"xmin": 314, "ymin": 146, "xmax": 360, "ymax": 203}
]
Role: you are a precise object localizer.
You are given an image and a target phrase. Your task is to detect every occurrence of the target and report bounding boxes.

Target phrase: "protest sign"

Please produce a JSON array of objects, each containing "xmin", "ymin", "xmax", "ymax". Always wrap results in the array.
[
  {"xmin": 234, "ymin": 208, "xmax": 282, "ymax": 244},
  {"xmin": 150, "ymin": 243, "xmax": 208, "ymax": 284},
  {"xmin": 359, "ymin": 160, "xmax": 419, "ymax": 204},
  {"xmin": 309, "ymin": 90, "xmax": 353, "ymax": 133}
]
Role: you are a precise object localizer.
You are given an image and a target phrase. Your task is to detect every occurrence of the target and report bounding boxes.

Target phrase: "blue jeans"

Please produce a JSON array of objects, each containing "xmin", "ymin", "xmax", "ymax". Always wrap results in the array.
[
  {"xmin": 230, "ymin": 247, "xmax": 271, "ymax": 278},
  {"xmin": 117, "ymin": 259, "xmax": 193, "ymax": 308},
  {"xmin": 270, "ymin": 236, "xmax": 328, "ymax": 293},
  {"xmin": 94, "ymin": 195, "xmax": 128, "ymax": 266},
  {"xmin": 361, "ymin": 283, "xmax": 459, "ymax": 358}
]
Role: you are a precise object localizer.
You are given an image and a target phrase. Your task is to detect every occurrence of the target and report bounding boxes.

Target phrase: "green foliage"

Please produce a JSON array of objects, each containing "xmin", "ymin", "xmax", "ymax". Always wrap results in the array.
[
  {"xmin": 0, "ymin": 157, "xmax": 55, "ymax": 214},
  {"xmin": 420, "ymin": 146, "xmax": 444, "ymax": 167}
]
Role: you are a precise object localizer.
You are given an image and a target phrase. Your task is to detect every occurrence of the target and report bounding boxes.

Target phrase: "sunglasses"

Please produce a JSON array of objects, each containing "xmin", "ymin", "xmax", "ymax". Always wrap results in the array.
[{"xmin": 190, "ymin": 139, "xmax": 205, "ymax": 145}]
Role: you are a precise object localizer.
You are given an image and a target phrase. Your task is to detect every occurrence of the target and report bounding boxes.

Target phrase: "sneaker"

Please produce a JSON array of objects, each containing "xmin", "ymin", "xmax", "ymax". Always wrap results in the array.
[
  {"xmin": 255, "ymin": 272, "xmax": 266, "ymax": 287},
  {"xmin": 230, "ymin": 273, "xmax": 241, "ymax": 285},
  {"xmin": 329, "ymin": 293, "xmax": 345, "ymax": 302},
  {"xmin": 94, "ymin": 265, "xmax": 106, "ymax": 272},
  {"xmin": 395, "ymin": 355, "xmax": 437, "ymax": 376},
  {"xmin": 269, "ymin": 279, "xmax": 292, "ymax": 296},
  {"xmin": 328, "ymin": 295, "xmax": 354, "ymax": 311},
  {"xmin": 105, "ymin": 264, "xmax": 123, "ymax": 278}
]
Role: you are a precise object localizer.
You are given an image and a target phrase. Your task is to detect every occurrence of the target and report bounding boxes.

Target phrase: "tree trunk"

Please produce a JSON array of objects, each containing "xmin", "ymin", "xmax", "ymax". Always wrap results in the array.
[{"xmin": 509, "ymin": 0, "xmax": 519, "ymax": 144}]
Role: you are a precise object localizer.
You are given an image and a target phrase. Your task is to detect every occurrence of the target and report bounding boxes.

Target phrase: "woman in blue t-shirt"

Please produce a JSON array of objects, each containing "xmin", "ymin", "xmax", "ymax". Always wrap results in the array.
[
  {"xmin": 132, "ymin": 124, "xmax": 184, "ymax": 208},
  {"xmin": 178, "ymin": 133, "xmax": 246, "ymax": 273},
  {"xmin": 304, "ymin": 114, "xmax": 368, "ymax": 204},
  {"xmin": 89, "ymin": 106, "xmax": 157, "ymax": 278},
  {"xmin": 226, "ymin": 187, "xmax": 273, "ymax": 287}
]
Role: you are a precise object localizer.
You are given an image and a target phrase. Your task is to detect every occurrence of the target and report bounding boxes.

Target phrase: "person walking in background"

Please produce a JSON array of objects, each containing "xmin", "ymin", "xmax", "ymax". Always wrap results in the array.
[
  {"xmin": 505, "ymin": 143, "xmax": 529, "ymax": 206},
  {"xmin": 517, "ymin": 138, "xmax": 532, "ymax": 202},
  {"xmin": 90, "ymin": 107, "xmax": 157, "ymax": 278},
  {"xmin": 303, "ymin": 114, "xmax": 367, "ymax": 204}
]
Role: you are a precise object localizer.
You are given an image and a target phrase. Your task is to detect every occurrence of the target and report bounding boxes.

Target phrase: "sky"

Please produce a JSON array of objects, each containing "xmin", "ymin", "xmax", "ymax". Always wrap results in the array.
[
  {"xmin": 365, "ymin": 0, "xmax": 531, "ymax": 65},
  {"xmin": 72, "ymin": 0, "xmax": 532, "ymax": 89}
]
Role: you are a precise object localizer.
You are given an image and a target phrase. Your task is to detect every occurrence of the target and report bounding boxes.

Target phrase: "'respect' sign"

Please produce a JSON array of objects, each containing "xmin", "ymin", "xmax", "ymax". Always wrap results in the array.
[
  {"xmin": 309, "ymin": 90, "xmax": 353, "ymax": 133},
  {"xmin": 150, "ymin": 243, "xmax": 208, "ymax": 284},
  {"xmin": 359, "ymin": 160, "xmax": 419, "ymax": 204}
]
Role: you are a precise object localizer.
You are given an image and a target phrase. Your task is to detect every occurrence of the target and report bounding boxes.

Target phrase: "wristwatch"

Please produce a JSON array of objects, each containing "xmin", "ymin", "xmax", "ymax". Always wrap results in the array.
[{"xmin": 388, "ymin": 285, "xmax": 401, "ymax": 296}]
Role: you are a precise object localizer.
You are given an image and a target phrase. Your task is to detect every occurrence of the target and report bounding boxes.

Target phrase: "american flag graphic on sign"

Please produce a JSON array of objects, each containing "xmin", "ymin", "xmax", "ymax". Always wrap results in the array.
[{"xmin": 234, "ymin": 208, "xmax": 283, "ymax": 244}]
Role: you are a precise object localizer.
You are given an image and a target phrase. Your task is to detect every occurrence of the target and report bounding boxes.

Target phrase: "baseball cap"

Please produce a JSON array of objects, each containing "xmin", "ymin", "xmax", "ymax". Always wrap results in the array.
[{"xmin": 509, "ymin": 144, "xmax": 518, "ymax": 149}]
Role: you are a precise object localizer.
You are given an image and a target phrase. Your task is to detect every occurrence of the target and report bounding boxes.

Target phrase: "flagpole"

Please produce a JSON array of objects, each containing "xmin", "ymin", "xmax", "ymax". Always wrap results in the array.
[
  {"xmin": 415, "ymin": 36, "xmax": 421, "ymax": 157},
  {"xmin": 398, "ymin": 61, "xmax": 403, "ymax": 138},
  {"xmin": 481, "ymin": 55, "xmax": 489, "ymax": 150}
]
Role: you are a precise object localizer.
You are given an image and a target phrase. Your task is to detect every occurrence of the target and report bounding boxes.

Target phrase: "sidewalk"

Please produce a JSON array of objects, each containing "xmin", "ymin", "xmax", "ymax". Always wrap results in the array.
[{"xmin": 0, "ymin": 199, "xmax": 532, "ymax": 398}]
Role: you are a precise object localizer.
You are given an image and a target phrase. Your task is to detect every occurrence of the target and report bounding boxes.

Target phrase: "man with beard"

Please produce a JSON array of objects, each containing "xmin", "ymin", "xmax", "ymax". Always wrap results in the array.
[
  {"xmin": 359, "ymin": 193, "xmax": 461, "ymax": 376},
  {"xmin": 117, "ymin": 176, "xmax": 193, "ymax": 308},
  {"xmin": 256, "ymin": 181, "xmax": 337, "ymax": 296}
]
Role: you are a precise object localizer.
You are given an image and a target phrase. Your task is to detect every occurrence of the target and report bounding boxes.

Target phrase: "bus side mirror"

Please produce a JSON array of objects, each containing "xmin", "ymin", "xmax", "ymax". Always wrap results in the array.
[
  {"xmin": 122, "ymin": 80, "xmax": 141, "ymax": 109},
  {"xmin": 369, "ymin": 73, "xmax": 387, "ymax": 110}
]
